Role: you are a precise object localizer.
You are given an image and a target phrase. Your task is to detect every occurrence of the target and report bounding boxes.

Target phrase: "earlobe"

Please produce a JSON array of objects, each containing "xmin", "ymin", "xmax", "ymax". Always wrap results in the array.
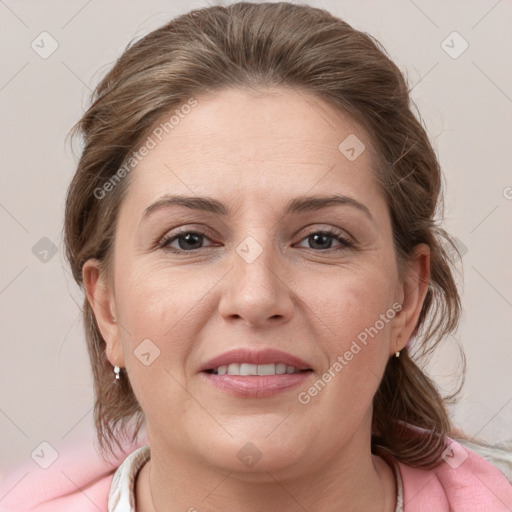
[
  {"xmin": 392, "ymin": 243, "xmax": 431, "ymax": 354},
  {"xmin": 82, "ymin": 258, "xmax": 124, "ymax": 367}
]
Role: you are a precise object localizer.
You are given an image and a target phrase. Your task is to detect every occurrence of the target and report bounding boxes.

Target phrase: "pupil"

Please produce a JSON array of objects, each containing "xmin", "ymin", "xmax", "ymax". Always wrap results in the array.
[
  {"xmin": 179, "ymin": 233, "xmax": 202, "ymax": 250},
  {"xmin": 310, "ymin": 233, "xmax": 331, "ymax": 249}
]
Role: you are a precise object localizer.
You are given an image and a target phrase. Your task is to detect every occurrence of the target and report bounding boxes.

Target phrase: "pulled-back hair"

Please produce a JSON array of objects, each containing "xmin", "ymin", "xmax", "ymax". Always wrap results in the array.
[{"xmin": 64, "ymin": 1, "xmax": 463, "ymax": 466}]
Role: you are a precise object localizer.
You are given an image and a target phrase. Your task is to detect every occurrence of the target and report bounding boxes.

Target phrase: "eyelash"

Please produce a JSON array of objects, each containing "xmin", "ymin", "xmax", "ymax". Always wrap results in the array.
[{"xmin": 156, "ymin": 227, "xmax": 355, "ymax": 254}]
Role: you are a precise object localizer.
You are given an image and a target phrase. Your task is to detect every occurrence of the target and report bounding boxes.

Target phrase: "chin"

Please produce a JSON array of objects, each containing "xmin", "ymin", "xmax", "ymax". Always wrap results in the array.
[{"xmin": 196, "ymin": 427, "xmax": 311, "ymax": 477}]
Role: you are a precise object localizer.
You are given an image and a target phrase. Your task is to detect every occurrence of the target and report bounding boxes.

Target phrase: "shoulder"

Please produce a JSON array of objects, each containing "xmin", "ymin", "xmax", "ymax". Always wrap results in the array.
[
  {"xmin": 396, "ymin": 437, "xmax": 512, "ymax": 512},
  {"xmin": 0, "ymin": 436, "xmax": 145, "ymax": 512}
]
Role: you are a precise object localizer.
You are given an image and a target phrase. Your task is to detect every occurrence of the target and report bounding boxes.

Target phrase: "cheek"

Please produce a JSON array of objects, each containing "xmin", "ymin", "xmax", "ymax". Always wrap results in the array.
[
  {"xmin": 115, "ymin": 257, "xmax": 208, "ymax": 332},
  {"xmin": 113, "ymin": 261, "xmax": 216, "ymax": 378},
  {"xmin": 302, "ymin": 259, "xmax": 398, "ymax": 343},
  {"xmin": 113, "ymin": 264, "xmax": 203, "ymax": 424},
  {"xmin": 295, "ymin": 261, "xmax": 397, "ymax": 405}
]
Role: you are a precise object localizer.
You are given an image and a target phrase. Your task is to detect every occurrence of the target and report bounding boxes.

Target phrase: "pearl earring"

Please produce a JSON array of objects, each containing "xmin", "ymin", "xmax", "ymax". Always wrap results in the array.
[
  {"xmin": 395, "ymin": 351, "xmax": 400, "ymax": 358},
  {"xmin": 114, "ymin": 365, "xmax": 120, "ymax": 380}
]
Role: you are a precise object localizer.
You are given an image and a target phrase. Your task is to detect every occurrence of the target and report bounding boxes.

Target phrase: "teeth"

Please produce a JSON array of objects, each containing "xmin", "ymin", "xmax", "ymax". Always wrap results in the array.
[
  {"xmin": 257, "ymin": 364, "xmax": 275, "ymax": 376},
  {"xmin": 276, "ymin": 363, "xmax": 287, "ymax": 374},
  {"xmin": 227, "ymin": 363, "xmax": 240, "ymax": 374},
  {"xmin": 240, "ymin": 363, "xmax": 258, "ymax": 376},
  {"xmin": 213, "ymin": 363, "xmax": 302, "ymax": 375}
]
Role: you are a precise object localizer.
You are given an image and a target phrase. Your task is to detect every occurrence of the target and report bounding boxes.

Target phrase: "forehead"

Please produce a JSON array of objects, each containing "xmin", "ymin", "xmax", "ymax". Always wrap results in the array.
[{"xmin": 122, "ymin": 87, "xmax": 382, "ymax": 213}]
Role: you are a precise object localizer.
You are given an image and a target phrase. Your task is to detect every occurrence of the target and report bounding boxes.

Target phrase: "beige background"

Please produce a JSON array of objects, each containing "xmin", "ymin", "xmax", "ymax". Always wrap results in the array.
[{"xmin": 1, "ymin": 0, "xmax": 511, "ymax": 481}]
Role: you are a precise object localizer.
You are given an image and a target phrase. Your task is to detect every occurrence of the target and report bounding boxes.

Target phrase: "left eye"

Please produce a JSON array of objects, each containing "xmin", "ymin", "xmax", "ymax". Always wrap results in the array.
[
  {"xmin": 158, "ymin": 229, "xmax": 354, "ymax": 253},
  {"xmin": 295, "ymin": 231, "xmax": 354, "ymax": 250}
]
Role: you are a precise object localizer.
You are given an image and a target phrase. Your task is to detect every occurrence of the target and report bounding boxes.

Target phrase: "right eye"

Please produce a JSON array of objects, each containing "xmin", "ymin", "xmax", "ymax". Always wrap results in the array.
[{"xmin": 158, "ymin": 230, "xmax": 216, "ymax": 253}]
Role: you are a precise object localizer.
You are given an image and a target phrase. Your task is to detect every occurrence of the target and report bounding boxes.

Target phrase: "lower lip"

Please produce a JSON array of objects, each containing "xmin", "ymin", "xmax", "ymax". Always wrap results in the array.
[{"xmin": 200, "ymin": 371, "xmax": 313, "ymax": 397}]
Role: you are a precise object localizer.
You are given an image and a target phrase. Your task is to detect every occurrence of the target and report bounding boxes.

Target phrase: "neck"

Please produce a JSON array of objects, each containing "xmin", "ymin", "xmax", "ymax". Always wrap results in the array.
[{"xmin": 136, "ymin": 423, "xmax": 396, "ymax": 512}]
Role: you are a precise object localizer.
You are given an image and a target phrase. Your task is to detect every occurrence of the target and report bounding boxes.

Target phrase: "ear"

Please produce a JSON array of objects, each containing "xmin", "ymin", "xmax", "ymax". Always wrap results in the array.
[
  {"xmin": 82, "ymin": 258, "xmax": 125, "ymax": 368},
  {"xmin": 391, "ymin": 243, "xmax": 431, "ymax": 355}
]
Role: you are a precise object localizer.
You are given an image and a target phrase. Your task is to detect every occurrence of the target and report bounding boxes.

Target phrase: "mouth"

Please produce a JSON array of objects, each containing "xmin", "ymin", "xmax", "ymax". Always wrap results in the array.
[
  {"xmin": 205, "ymin": 363, "xmax": 311, "ymax": 375},
  {"xmin": 200, "ymin": 348, "xmax": 314, "ymax": 397}
]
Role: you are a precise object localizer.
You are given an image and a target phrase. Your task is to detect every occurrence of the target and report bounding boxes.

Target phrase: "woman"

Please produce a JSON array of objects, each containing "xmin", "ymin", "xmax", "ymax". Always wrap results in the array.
[{"xmin": 1, "ymin": 2, "xmax": 510, "ymax": 511}]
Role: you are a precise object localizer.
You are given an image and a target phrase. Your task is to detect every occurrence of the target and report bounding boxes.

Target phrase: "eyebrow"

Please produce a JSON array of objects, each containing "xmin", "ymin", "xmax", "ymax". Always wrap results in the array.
[{"xmin": 141, "ymin": 194, "xmax": 373, "ymax": 222}]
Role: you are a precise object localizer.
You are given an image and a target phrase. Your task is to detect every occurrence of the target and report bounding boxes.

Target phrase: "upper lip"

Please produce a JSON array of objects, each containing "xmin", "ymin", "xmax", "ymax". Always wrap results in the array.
[{"xmin": 200, "ymin": 348, "xmax": 312, "ymax": 372}]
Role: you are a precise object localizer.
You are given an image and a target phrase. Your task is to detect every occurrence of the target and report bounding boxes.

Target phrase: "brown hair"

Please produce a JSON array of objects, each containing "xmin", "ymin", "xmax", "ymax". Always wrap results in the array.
[{"xmin": 64, "ymin": 1, "xmax": 464, "ymax": 466}]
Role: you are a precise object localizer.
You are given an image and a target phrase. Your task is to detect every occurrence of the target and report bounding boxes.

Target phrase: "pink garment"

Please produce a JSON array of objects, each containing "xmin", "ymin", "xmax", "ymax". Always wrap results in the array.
[
  {"xmin": 0, "ymin": 435, "xmax": 511, "ymax": 511},
  {"xmin": 395, "ymin": 439, "xmax": 512, "ymax": 511},
  {"xmin": 0, "ymin": 434, "xmax": 146, "ymax": 512}
]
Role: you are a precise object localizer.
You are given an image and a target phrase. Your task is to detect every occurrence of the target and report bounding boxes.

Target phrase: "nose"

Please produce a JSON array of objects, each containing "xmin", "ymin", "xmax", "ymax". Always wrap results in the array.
[{"xmin": 217, "ymin": 238, "xmax": 295, "ymax": 328}]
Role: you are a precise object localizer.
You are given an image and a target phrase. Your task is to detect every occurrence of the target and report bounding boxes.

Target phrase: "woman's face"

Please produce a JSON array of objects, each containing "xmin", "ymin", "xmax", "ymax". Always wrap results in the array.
[{"xmin": 86, "ymin": 86, "xmax": 428, "ymax": 476}]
